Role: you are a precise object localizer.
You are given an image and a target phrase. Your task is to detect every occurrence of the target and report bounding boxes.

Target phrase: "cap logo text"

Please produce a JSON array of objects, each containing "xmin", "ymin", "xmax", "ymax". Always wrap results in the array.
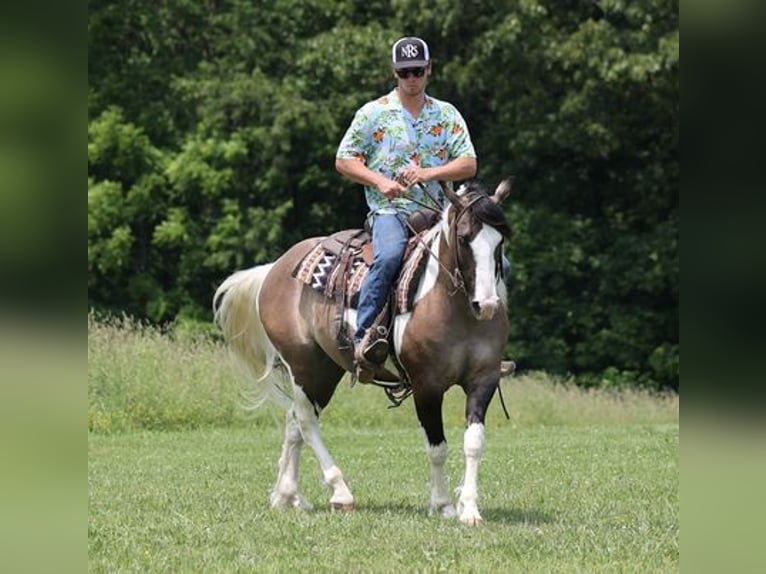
[{"xmin": 401, "ymin": 45, "xmax": 419, "ymax": 58}]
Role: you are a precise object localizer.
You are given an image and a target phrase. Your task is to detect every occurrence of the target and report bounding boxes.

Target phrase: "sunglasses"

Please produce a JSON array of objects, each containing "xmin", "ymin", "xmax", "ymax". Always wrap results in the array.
[{"xmin": 395, "ymin": 67, "xmax": 427, "ymax": 79}]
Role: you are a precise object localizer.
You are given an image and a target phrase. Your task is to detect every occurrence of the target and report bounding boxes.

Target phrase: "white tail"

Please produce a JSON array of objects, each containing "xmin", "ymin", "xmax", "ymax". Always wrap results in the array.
[{"xmin": 213, "ymin": 264, "xmax": 292, "ymax": 408}]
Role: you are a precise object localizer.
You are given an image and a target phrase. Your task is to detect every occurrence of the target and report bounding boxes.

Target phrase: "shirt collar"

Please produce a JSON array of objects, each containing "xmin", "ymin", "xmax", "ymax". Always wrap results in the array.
[{"xmin": 388, "ymin": 89, "xmax": 432, "ymax": 112}]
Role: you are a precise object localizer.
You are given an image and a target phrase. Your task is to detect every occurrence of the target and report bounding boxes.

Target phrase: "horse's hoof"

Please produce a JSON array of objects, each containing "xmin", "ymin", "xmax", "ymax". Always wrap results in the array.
[
  {"xmin": 459, "ymin": 514, "xmax": 484, "ymax": 526},
  {"xmin": 270, "ymin": 493, "xmax": 290, "ymax": 510},
  {"xmin": 292, "ymin": 494, "xmax": 313, "ymax": 511},
  {"xmin": 331, "ymin": 501, "xmax": 355, "ymax": 512},
  {"xmin": 429, "ymin": 503, "xmax": 457, "ymax": 519},
  {"xmin": 441, "ymin": 505, "xmax": 457, "ymax": 519}
]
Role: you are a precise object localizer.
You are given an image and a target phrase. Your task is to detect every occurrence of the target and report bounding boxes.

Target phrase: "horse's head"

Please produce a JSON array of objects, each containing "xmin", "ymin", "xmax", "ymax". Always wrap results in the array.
[{"xmin": 440, "ymin": 178, "xmax": 513, "ymax": 320}]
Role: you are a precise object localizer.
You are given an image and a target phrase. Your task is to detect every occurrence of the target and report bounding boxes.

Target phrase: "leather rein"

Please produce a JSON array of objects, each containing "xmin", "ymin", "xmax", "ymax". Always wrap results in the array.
[{"xmin": 400, "ymin": 188, "xmax": 485, "ymax": 298}]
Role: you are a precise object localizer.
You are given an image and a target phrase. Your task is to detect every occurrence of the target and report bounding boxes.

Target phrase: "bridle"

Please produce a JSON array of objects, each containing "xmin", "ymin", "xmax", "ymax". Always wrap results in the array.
[
  {"xmin": 400, "ymin": 188, "xmax": 499, "ymax": 299},
  {"xmin": 446, "ymin": 192, "xmax": 485, "ymax": 297}
]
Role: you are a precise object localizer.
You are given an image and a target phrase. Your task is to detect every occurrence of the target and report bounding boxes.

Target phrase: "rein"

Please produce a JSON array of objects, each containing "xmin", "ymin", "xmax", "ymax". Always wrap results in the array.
[
  {"xmin": 447, "ymin": 193, "xmax": 485, "ymax": 297},
  {"xmin": 399, "ymin": 184, "xmax": 484, "ymax": 298},
  {"xmin": 398, "ymin": 188, "xmax": 468, "ymax": 296},
  {"xmin": 399, "ymin": 204, "xmax": 465, "ymax": 296}
]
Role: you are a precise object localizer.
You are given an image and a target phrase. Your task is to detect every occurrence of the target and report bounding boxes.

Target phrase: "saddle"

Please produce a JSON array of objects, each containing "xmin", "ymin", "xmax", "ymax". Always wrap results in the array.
[{"xmin": 292, "ymin": 225, "xmax": 436, "ymax": 342}]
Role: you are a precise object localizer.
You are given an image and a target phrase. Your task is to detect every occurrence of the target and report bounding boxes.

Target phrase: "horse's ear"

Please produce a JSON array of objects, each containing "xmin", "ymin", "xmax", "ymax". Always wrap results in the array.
[
  {"xmin": 491, "ymin": 177, "xmax": 514, "ymax": 205},
  {"xmin": 440, "ymin": 181, "xmax": 462, "ymax": 207}
]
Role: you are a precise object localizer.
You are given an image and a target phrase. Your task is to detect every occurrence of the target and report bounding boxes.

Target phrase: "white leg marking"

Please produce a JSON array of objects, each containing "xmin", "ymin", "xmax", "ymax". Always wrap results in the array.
[
  {"xmin": 457, "ymin": 422, "xmax": 485, "ymax": 525},
  {"xmin": 292, "ymin": 386, "xmax": 354, "ymax": 509},
  {"xmin": 424, "ymin": 437, "xmax": 456, "ymax": 519},
  {"xmin": 270, "ymin": 408, "xmax": 313, "ymax": 510}
]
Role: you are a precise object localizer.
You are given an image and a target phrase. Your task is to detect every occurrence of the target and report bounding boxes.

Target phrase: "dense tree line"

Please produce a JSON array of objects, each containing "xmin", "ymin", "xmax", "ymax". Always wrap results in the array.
[{"xmin": 88, "ymin": 0, "xmax": 678, "ymax": 390}]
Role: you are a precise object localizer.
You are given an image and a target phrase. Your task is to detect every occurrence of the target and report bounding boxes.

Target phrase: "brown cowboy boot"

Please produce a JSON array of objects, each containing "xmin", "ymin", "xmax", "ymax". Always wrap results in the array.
[
  {"xmin": 360, "ymin": 326, "xmax": 390, "ymax": 363},
  {"xmin": 353, "ymin": 327, "xmax": 390, "ymax": 383}
]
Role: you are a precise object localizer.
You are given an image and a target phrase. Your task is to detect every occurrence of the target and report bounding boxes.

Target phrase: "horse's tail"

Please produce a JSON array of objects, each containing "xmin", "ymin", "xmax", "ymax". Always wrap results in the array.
[{"xmin": 213, "ymin": 264, "xmax": 292, "ymax": 409}]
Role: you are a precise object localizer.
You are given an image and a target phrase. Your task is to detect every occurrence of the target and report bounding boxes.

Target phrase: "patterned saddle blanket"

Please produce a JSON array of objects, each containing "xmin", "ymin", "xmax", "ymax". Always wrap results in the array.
[{"xmin": 292, "ymin": 227, "xmax": 436, "ymax": 313}]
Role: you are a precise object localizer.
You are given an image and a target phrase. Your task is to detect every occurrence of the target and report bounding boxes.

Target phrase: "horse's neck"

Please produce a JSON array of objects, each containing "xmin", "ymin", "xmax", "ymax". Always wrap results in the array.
[
  {"xmin": 436, "ymin": 228, "xmax": 455, "ymax": 282},
  {"xmin": 418, "ymin": 227, "xmax": 459, "ymax": 298}
]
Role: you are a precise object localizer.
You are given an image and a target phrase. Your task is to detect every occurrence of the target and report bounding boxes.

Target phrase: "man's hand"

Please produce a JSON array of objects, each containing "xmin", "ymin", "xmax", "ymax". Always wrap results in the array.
[
  {"xmin": 398, "ymin": 166, "xmax": 434, "ymax": 187},
  {"xmin": 377, "ymin": 178, "xmax": 406, "ymax": 200}
]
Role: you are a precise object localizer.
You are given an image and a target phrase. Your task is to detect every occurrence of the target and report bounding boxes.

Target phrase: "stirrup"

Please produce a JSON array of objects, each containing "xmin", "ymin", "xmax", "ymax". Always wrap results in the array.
[
  {"xmin": 353, "ymin": 342, "xmax": 379, "ymax": 385},
  {"xmin": 500, "ymin": 360, "xmax": 516, "ymax": 377},
  {"xmin": 353, "ymin": 363, "xmax": 375, "ymax": 385}
]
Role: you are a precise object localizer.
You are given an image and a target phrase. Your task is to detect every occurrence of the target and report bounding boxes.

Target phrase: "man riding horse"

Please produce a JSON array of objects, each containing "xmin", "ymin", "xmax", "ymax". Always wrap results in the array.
[
  {"xmin": 335, "ymin": 36, "xmax": 513, "ymax": 380},
  {"xmin": 214, "ymin": 37, "xmax": 518, "ymax": 523}
]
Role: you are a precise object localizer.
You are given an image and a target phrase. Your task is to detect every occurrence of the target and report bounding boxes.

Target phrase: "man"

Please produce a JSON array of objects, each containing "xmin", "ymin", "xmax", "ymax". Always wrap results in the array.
[
  {"xmin": 336, "ymin": 37, "xmax": 516, "ymax": 381},
  {"xmin": 335, "ymin": 36, "xmax": 477, "ymax": 376}
]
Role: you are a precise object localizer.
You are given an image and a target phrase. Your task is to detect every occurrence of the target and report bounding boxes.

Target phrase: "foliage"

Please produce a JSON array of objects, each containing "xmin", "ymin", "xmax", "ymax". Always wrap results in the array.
[
  {"xmin": 88, "ymin": 0, "xmax": 678, "ymax": 389},
  {"xmin": 88, "ymin": 316, "xmax": 677, "ymax": 434},
  {"xmin": 88, "ymin": 313, "xmax": 251, "ymax": 433}
]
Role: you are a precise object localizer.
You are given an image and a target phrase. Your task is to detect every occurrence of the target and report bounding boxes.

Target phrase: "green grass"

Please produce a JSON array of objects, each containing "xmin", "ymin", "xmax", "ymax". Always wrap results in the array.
[
  {"xmin": 89, "ymin": 425, "xmax": 677, "ymax": 572},
  {"xmin": 88, "ymin": 316, "xmax": 679, "ymax": 572}
]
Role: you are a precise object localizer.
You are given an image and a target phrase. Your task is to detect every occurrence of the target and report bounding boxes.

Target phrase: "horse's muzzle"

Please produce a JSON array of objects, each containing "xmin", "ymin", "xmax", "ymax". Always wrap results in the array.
[{"xmin": 472, "ymin": 297, "xmax": 499, "ymax": 320}]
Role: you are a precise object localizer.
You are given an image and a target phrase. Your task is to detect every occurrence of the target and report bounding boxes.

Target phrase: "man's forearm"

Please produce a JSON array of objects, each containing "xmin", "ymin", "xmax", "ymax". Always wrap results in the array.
[
  {"xmin": 335, "ymin": 158, "xmax": 388, "ymax": 189},
  {"xmin": 426, "ymin": 157, "xmax": 477, "ymax": 182}
]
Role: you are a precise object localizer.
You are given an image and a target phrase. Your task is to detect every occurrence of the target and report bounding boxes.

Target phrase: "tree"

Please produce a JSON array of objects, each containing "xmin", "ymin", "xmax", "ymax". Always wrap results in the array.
[{"xmin": 88, "ymin": 0, "xmax": 679, "ymax": 389}]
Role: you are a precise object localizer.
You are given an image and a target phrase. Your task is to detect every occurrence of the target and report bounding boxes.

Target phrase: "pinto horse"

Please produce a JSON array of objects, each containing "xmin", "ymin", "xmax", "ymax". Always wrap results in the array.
[{"xmin": 214, "ymin": 178, "xmax": 512, "ymax": 525}]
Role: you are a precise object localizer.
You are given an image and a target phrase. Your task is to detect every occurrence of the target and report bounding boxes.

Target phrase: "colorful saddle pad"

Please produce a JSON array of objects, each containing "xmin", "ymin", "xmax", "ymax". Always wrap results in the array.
[{"xmin": 293, "ymin": 228, "xmax": 436, "ymax": 313}]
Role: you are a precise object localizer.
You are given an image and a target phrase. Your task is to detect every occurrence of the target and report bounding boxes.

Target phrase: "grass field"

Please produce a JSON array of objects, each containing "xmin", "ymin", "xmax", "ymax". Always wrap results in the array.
[{"xmin": 88, "ymin": 317, "xmax": 679, "ymax": 572}]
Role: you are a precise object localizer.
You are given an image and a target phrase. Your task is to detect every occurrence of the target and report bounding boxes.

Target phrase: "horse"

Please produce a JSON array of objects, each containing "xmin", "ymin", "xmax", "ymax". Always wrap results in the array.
[{"xmin": 213, "ymin": 178, "xmax": 512, "ymax": 525}]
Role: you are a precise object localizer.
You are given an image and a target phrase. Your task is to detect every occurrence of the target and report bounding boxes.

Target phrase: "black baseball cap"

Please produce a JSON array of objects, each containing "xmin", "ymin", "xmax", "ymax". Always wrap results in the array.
[{"xmin": 391, "ymin": 37, "xmax": 430, "ymax": 69}]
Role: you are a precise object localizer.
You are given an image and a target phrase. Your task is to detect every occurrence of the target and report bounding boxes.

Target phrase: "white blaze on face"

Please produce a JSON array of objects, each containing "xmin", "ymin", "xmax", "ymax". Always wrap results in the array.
[{"xmin": 470, "ymin": 223, "xmax": 502, "ymax": 320}]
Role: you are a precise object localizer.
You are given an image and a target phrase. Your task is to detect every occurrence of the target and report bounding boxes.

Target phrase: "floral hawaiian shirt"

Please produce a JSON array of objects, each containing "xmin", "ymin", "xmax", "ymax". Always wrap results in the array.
[{"xmin": 336, "ymin": 89, "xmax": 476, "ymax": 215}]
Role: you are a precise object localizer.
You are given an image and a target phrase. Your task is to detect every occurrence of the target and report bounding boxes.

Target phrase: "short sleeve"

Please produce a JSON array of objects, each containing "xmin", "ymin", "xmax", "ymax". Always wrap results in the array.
[
  {"xmin": 336, "ymin": 106, "xmax": 372, "ymax": 162},
  {"xmin": 445, "ymin": 106, "xmax": 476, "ymax": 159}
]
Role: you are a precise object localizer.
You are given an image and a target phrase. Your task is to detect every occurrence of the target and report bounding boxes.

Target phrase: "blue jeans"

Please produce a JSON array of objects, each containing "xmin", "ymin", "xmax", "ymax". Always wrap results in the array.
[{"xmin": 354, "ymin": 213, "xmax": 408, "ymax": 343}]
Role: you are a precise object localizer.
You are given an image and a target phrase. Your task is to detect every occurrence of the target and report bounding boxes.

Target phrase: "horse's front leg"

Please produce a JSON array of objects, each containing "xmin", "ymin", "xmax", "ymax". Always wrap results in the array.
[
  {"xmin": 457, "ymin": 378, "xmax": 498, "ymax": 525},
  {"xmin": 292, "ymin": 385, "xmax": 355, "ymax": 511},
  {"xmin": 457, "ymin": 421, "xmax": 486, "ymax": 525},
  {"xmin": 414, "ymin": 386, "xmax": 456, "ymax": 519}
]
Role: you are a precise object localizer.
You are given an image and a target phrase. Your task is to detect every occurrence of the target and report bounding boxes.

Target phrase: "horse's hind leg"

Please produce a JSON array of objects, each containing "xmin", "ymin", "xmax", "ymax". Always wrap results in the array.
[
  {"xmin": 291, "ymin": 384, "xmax": 355, "ymax": 510},
  {"xmin": 270, "ymin": 407, "xmax": 313, "ymax": 510}
]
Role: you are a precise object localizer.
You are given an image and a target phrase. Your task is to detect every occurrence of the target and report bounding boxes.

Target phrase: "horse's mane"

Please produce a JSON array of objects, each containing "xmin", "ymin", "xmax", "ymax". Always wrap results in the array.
[{"xmin": 461, "ymin": 182, "xmax": 511, "ymax": 238}]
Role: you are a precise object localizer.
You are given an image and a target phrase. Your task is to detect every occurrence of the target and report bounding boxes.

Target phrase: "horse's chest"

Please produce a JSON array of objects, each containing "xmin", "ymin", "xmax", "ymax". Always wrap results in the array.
[{"xmin": 396, "ymin": 310, "xmax": 498, "ymax": 360}]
